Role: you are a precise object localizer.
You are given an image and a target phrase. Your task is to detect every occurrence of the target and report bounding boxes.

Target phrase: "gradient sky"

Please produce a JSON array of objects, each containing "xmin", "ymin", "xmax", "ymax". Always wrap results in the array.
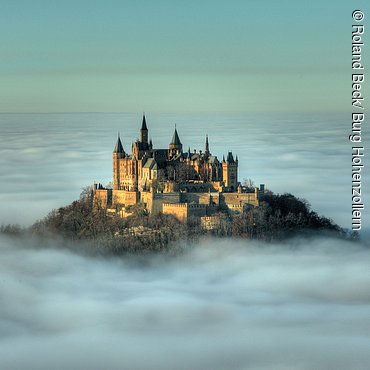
[{"xmin": 0, "ymin": 0, "xmax": 368, "ymax": 113}]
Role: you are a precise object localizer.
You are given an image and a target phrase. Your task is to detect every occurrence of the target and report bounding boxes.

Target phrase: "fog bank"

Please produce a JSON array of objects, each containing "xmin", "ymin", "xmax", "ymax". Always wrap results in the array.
[
  {"xmin": 1, "ymin": 112, "xmax": 368, "ymax": 229},
  {"xmin": 1, "ymin": 236, "xmax": 370, "ymax": 369}
]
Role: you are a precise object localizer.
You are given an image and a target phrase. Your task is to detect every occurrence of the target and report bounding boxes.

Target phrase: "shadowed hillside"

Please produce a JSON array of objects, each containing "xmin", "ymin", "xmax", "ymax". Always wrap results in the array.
[{"xmin": 0, "ymin": 187, "xmax": 350, "ymax": 254}]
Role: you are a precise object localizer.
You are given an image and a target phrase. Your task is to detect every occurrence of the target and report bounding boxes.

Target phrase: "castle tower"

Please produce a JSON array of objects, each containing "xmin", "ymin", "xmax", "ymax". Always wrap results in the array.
[
  {"xmin": 205, "ymin": 135, "xmax": 210, "ymax": 155},
  {"xmin": 169, "ymin": 126, "xmax": 182, "ymax": 158},
  {"xmin": 113, "ymin": 135, "xmax": 125, "ymax": 190},
  {"xmin": 140, "ymin": 113, "xmax": 148, "ymax": 144},
  {"xmin": 222, "ymin": 151, "xmax": 238, "ymax": 191}
]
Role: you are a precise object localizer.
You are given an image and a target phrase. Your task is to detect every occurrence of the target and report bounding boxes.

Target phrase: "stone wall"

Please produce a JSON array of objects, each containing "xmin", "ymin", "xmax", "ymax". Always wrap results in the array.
[
  {"xmin": 188, "ymin": 204, "xmax": 208, "ymax": 218},
  {"xmin": 112, "ymin": 190, "xmax": 138, "ymax": 207},
  {"xmin": 94, "ymin": 184, "xmax": 261, "ymax": 222},
  {"xmin": 94, "ymin": 189, "xmax": 111, "ymax": 207},
  {"xmin": 162, "ymin": 203, "xmax": 209, "ymax": 222},
  {"xmin": 163, "ymin": 203, "xmax": 188, "ymax": 222},
  {"xmin": 151, "ymin": 192, "xmax": 181, "ymax": 214},
  {"xmin": 181, "ymin": 192, "xmax": 220, "ymax": 206},
  {"xmin": 221, "ymin": 189, "xmax": 259, "ymax": 208}
]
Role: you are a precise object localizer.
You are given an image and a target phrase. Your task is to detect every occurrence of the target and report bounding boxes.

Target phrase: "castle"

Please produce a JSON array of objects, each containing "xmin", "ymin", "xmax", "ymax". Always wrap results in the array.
[{"xmin": 93, "ymin": 114, "xmax": 264, "ymax": 222}]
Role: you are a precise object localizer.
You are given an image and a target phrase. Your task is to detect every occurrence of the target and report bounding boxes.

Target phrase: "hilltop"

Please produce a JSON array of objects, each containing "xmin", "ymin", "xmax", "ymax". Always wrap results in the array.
[{"xmin": 4, "ymin": 186, "xmax": 350, "ymax": 255}]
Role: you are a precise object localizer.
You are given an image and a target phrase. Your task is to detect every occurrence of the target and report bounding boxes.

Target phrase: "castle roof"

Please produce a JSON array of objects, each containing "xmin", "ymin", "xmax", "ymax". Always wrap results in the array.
[
  {"xmin": 207, "ymin": 155, "xmax": 218, "ymax": 164},
  {"xmin": 169, "ymin": 151, "xmax": 183, "ymax": 162},
  {"xmin": 113, "ymin": 136, "xmax": 124, "ymax": 154},
  {"xmin": 143, "ymin": 158, "xmax": 157, "ymax": 169},
  {"xmin": 152, "ymin": 149, "xmax": 169, "ymax": 162},
  {"xmin": 227, "ymin": 151, "xmax": 235, "ymax": 164},
  {"xmin": 141, "ymin": 114, "xmax": 148, "ymax": 130},
  {"xmin": 170, "ymin": 128, "xmax": 182, "ymax": 146},
  {"xmin": 205, "ymin": 135, "xmax": 209, "ymax": 152}
]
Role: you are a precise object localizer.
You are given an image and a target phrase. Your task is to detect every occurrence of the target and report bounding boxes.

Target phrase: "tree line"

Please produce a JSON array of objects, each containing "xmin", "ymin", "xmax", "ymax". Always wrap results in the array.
[{"xmin": 0, "ymin": 187, "xmax": 356, "ymax": 255}]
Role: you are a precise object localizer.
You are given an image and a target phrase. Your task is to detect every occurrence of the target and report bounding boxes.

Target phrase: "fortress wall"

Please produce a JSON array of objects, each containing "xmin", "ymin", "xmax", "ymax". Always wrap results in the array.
[
  {"xmin": 94, "ymin": 189, "xmax": 110, "ymax": 207},
  {"xmin": 228, "ymin": 204, "xmax": 245, "ymax": 214},
  {"xmin": 181, "ymin": 192, "xmax": 220, "ymax": 206},
  {"xmin": 154, "ymin": 192, "xmax": 181, "ymax": 203},
  {"xmin": 112, "ymin": 190, "xmax": 138, "ymax": 207},
  {"xmin": 178, "ymin": 183, "xmax": 215, "ymax": 193},
  {"xmin": 221, "ymin": 191, "xmax": 259, "ymax": 208},
  {"xmin": 188, "ymin": 204, "xmax": 207, "ymax": 218},
  {"xmin": 150, "ymin": 192, "xmax": 181, "ymax": 215},
  {"xmin": 163, "ymin": 203, "xmax": 188, "ymax": 222}
]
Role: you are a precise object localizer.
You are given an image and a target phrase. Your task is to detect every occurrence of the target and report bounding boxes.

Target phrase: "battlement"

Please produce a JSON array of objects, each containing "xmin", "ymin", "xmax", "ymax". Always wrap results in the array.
[
  {"xmin": 188, "ymin": 203, "xmax": 208, "ymax": 209},
  {"xmin": 163, "ymin": 202, "xmax": 188, "ymax": 208}
]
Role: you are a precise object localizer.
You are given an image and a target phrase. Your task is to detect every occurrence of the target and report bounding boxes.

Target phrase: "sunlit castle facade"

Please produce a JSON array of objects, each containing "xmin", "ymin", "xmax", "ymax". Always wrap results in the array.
[{"xmin": 94, "ymin": 114, "xmax": 264, "ymax": 222}]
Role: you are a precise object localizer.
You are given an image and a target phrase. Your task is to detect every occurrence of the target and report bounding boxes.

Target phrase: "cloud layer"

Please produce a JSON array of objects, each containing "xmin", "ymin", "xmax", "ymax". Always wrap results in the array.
[
  {"xmin": 1, "ymin": 236, "xmax": 370, "ymax": 370},
  {"xmin": 1, "ymin": 112, "xmax": 368, "ymax": 230}
]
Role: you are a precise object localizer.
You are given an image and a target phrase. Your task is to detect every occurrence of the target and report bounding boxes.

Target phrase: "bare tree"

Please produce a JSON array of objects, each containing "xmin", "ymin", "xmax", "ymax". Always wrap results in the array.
[{"xmin": 242, "ymin": 178, "xmax": 255, "ymax": 191}]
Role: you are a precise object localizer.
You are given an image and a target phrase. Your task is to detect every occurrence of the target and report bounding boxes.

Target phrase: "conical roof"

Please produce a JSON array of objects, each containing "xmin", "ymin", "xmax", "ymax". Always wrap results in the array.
[
  {"xmin": 170, "ymin": 127, "xmax": 182, "ymax": 146},
  {"xmin": 113, "ymin": 136, "xmax": 124, "ymax": 153},
  {"xmin": 141, "ymin": 114, "xmax": 148, "ymax": 130},
  {"xmin": 227, "ymin": 151, "xmax": 235, "ymax": 163}
]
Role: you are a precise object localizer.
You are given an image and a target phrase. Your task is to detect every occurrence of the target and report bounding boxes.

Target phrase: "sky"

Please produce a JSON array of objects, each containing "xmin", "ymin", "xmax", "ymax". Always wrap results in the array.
[{"xmin": 0, "ymin": 0, "xmax": 368, "ymax": 113}]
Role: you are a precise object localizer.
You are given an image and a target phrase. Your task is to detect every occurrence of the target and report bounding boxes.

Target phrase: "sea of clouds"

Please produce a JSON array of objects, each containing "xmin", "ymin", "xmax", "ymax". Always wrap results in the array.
[
  {"xmin": 0, "ymin": 112, "xmax": 369, "ymax": 369},
  {"xmin": 1, "ymin": 235, "xmax": 370, "ymax": 370},
  {"xmin": 0, "ymin": 112, "xmax": 369, "ymax": 231}
]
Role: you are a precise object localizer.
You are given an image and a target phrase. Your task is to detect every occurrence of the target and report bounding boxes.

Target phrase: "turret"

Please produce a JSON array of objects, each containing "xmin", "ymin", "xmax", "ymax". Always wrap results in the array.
[
  {"xmin": 113, "ymin": 135, "xmax": 125, "ymax": 157},
  {"xmin": 169, "ymin": 125, "xmax": 182, "ymax": 158},
  {"xmin": 140, "ymin": 113, "xmax": 148, "ymax": 144},
  {"xmin": 222, "ymin": 151, "xmax": 238, "ymax": 191},
  {"xmin": 186, "ymin": 147, "xmax": 191, "ymax": 160},
  {"xmin": 113, "ymin": 134, "xmax": 125, "ymax": 190},
  {"xmin": 205, "ymin": 135, "xmax": 210, "ymax": 155},
  {"xmin": 226, "ymin": 151, "xmax": 235, "ymax": 164}
]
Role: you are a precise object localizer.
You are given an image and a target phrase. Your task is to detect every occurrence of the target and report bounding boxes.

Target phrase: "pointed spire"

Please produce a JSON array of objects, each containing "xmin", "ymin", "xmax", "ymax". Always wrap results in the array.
[
  {"xmin": 170, "ymin": 126, "xmax": 182, "ymax": 146},
  {"xmin": 113, "ymin": 134, "xmax": 124, "ymax": 153},
  {"xmin": 141, "ymin": 113, "xmax": 148, "ymax": 130},
  {"xmin": 205, "ymin": 134, "xmax": 209, "ymax": 154},
  {"xmin": 187, "ymin": 147, "xmax": 191, "ymax": 159},
  {"xmin": 227, "ymin": 151, "xmax": 235, "ymax": 163},
  {"xmin": 140, "ymin": 113, "xmax": 148, "ymax": 144},
  {"xmin": 222, "ymin": 155, "xmax": 225, "ymax": 162}
]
